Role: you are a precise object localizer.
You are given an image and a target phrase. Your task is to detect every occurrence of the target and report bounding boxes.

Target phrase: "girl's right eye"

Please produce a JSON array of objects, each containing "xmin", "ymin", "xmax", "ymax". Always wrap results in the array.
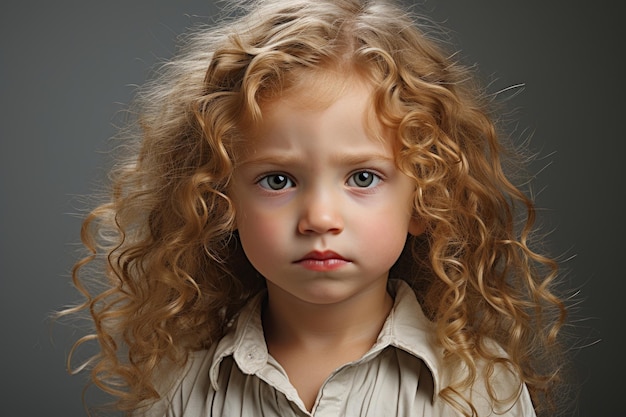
[{"xmin": 257, "ymin": 174, "xmax": 294, "ymax": 191}]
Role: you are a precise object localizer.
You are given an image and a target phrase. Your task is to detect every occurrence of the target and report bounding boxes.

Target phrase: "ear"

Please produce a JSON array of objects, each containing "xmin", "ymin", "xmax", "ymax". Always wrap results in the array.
[{"xmin": 408, "ymin": 216, "xmax": 427, "ymax": 236}]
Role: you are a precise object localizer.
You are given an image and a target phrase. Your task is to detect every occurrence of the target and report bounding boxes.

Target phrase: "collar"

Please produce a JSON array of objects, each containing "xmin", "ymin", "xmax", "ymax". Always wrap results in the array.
[{"xmin": 208, "ymin": 280, "xmax": 444, "ymax": 402}]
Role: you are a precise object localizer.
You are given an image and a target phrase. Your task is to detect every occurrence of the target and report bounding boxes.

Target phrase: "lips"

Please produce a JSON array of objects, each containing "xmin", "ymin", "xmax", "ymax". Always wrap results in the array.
[
  {"xmin": 300, "ymin": 250, "xmax": 348, "ymax": 261},
  {"xmin": 295, "ymin": 250, "xmax": 351, "ymax": 271}
]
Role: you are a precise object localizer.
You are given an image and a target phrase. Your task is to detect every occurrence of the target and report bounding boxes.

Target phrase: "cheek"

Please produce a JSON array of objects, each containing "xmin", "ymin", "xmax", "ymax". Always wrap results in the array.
[
  {"xmin": 355, "ymin": 205, "xmax": 411, "ymax": 265},
  {"xmin": 237, "ymin": 209, "xmax": 288, "ymax": 263}
]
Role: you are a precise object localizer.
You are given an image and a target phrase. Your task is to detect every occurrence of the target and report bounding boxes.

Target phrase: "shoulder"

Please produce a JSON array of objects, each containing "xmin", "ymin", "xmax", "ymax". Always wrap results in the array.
[
  {"xmin": 136, "ymin": 293, "xmax": 267, "ymax": 417},
  {"xmin": 388, "ymin": 281, "xmax": 536, "ymax": 416},
  {"xmin": 438, "ymin": 341, "xmax": 537, "ymax": 417},
  {"xmin": 135, "ymin": 349, "xmax": 216, "ymax": 417}
]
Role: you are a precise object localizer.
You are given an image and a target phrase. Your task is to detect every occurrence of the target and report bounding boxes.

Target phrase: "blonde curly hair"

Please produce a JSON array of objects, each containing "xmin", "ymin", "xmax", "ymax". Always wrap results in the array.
[{"xmin": 65, "ymin": 0, "xmax": 568, "ymax": 415}]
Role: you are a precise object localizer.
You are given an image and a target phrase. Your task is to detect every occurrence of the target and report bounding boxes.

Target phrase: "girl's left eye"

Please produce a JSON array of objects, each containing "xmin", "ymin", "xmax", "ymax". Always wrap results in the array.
[{"xmin": 347, "ymin": 171, "xmax": 381, "ymax": 188}]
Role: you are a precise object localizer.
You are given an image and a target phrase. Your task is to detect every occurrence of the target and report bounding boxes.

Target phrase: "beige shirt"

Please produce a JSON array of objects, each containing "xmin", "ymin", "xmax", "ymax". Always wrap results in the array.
[{"xmin": 142, "ymin": 281, "xmax": 536, "ymax": 416}]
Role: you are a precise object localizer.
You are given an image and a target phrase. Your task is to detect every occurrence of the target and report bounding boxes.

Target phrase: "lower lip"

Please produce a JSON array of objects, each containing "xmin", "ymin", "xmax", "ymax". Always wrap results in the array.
[{"xmin": 297, "ymin": 258, "xmax": 349, "ymax": 272}]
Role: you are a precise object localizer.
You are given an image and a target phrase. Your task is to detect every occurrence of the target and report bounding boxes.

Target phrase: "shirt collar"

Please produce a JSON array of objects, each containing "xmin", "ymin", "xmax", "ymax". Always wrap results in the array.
[
  {"xmin": 209, "ymin": 292, "xmax": 269, "ymax": 388},
  {"xmin": 375, "ymin": 280, "xmax": 444, "ymax": 400},
  {"xmin": 209, "ymin": 280, "xmax": 444, "ymax": 401}
]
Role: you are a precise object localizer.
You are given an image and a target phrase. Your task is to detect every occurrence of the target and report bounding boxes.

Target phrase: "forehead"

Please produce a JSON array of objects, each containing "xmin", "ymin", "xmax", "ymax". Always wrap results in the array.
[
  {"xmin": 251, "ymin": 70, "xmax": 387, "ymax": 137},
  {"xmin": 269, "ymin": 68, "xmax": 367, "ymax": 109},
  {"xmin": 234, "ymin": 77, "xmax": 397, "ymax": 167}
]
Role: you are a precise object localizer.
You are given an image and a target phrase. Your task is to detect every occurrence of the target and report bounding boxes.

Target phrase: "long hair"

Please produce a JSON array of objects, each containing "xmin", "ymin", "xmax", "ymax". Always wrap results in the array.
[{"xmin": 64, "ymin": 0, "xmax": 567, "ymax": 415}]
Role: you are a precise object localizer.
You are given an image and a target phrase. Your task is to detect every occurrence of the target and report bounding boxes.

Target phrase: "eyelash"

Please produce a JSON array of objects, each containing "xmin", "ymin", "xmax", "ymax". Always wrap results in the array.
[
  {"xmin": 346, "ymin": 170, "xmax": 381, "ymax": 188},
  {"xmin": 257, "ymin": 174, "xmax": 295, "ymax": 191},
  {"xmin": 256, "ymin": 170, "xmax": 383, "ymax": 191}
]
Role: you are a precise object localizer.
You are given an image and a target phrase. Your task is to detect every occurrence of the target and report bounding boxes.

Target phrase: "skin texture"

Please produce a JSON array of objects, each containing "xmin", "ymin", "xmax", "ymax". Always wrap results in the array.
[{"xmin": 230, "ymin": 78, "xmax": 424, "ymax": 409}]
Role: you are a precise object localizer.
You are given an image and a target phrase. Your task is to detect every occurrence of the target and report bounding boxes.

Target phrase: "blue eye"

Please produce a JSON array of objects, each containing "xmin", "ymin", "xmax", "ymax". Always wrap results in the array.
[
  {"xmin": 258, "ymin": 174, "xmax": 294, "ymax": 190},
  {"xmin": 347, "ymin": 171, "xmax": 380, "ymax": 188}
]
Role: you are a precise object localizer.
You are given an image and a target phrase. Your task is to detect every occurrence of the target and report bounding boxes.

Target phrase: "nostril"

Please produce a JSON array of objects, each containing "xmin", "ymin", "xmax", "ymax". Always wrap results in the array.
[{"xmin": 297, "ymin": 207, "xmax": 344, "ymax": 235}]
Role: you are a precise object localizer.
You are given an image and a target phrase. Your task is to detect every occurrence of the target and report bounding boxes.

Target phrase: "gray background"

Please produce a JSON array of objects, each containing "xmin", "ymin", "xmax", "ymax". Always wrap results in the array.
[{"xmin": 1, "ymin": 1, "xmax": 623, "ymax": 416}]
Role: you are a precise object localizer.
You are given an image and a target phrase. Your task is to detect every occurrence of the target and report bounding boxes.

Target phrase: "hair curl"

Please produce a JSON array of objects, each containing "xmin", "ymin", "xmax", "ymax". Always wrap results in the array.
[{"xmin": 64, "ymin": 0, "xmax": 568, "ymax": 415}]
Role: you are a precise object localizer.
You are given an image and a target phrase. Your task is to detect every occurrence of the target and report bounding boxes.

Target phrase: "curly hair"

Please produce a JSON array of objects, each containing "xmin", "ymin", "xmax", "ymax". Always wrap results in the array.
[{"xmin": 64, "ymin": 0, "xmax": 568, "ymax": 415}]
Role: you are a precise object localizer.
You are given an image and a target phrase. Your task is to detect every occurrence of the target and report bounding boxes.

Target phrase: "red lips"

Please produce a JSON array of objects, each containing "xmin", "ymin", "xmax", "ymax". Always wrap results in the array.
[
  {"xmin": 300, "ymin": 250, "xmax": 347, "ymax": 261},
  {"xmin": 295, "ymin": 250, "xmax": 350, "ymax": 271}
]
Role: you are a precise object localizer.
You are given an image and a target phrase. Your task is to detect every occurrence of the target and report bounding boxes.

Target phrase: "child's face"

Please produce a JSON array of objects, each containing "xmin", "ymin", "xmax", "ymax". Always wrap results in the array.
[{"xmin": 231, "ymin": 79, "xmax": 422, "ymax": 306}]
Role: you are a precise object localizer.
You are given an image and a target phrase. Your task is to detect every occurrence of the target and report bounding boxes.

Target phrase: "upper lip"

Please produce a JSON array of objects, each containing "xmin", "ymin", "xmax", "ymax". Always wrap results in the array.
[{"xmin": 296, "ymin": 250, "xmax": 349, "ymax": 262}]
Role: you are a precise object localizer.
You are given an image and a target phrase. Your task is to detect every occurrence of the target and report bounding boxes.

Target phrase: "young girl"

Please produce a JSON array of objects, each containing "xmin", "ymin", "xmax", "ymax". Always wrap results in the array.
[{"xmin": 66, "ymin": 0, "xmax": 569, "ymax": 416}]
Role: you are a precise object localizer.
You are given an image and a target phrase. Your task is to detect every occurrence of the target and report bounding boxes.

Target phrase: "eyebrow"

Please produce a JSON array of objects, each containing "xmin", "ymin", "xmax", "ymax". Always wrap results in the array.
[{"xmin": 239, "ymin": 152, "xmax": 395, "ymax": 167}]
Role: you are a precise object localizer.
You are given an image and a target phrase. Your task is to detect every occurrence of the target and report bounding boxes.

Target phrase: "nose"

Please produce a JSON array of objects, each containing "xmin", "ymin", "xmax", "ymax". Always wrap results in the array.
[{"xmin": 297, "ymin": 188, "xmax": 344, "ymax": 235}]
